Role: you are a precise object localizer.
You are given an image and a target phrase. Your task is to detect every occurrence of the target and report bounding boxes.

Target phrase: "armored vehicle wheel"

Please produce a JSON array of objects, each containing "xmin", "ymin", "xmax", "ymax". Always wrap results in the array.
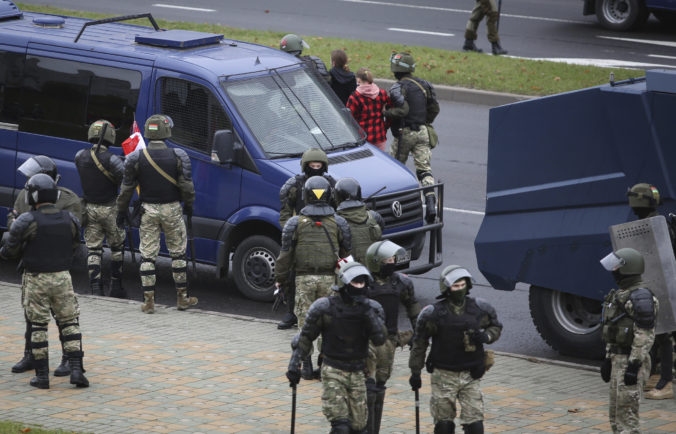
[
  {"xmin": 529, "ymin": 286, "xmax": 604, "ymax": 359},
  {"xmin": 595, "ymin": 0, "xmax": 648, "ymax": 31},
  {"xmin": 232, "ymin": 235, "xmax": 280, "ymax": 302}
]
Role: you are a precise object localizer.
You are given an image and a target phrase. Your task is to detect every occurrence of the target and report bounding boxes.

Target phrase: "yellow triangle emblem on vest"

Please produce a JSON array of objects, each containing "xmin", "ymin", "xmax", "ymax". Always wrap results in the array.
[{"xmin": 312, "ymin": 189, "xmax": 325, "ymax": 199}]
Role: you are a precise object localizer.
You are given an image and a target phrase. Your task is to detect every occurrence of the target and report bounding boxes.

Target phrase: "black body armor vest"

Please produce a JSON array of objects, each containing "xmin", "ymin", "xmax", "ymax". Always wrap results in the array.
[
  {"xmin": 75, "ymin": 150, "xmax": 118, "ymax": 204},
  {"xmin": 429, "ymin": 298, "xmax": 485, "ymax": 371},
  {"xmin": 23, "ymin": 210, "xmax": 73, "ymax": 272},
  {"xmin": 138, "ymin": 148, "xmax": 181, "ymax": 203},
  {"xmin": 401, "ymin": 78, "xmax": 427, "ymax": 128},
  {"xmin": 322, "ymin": 297, "xmax": 370, "ymax": 364},
  {"xmin": 369, "ymin": 278, "xmax": 402, "ymax": 335}
]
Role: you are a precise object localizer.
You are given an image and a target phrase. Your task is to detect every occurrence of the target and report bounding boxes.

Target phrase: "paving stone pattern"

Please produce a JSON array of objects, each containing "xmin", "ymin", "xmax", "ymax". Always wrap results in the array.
[{"xmin": 0, "ymin": 283, "xmax": 674, "ymax": 433}]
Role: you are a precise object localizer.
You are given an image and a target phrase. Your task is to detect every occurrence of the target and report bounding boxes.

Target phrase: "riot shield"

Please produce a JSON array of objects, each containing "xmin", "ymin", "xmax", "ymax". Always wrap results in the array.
[{"xmin": 609, "ymin": 215, "xmax": 676, "ymax": 333}]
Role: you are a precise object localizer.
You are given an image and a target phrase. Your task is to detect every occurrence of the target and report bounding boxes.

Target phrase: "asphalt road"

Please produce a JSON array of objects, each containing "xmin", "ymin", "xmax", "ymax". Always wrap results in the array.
[
  {"xmin": 0, "ymin": 99, "xmax": 591, "ymax": 366},
  {"xmin": 21, "ymin": 0, "xmax": 676, "ymax": 68}
]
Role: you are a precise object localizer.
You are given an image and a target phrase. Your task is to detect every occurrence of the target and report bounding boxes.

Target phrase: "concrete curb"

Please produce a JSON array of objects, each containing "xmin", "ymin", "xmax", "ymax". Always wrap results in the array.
[{"xmin": 374, "ymin": 78, "xmax": 532, "ymax": 106}]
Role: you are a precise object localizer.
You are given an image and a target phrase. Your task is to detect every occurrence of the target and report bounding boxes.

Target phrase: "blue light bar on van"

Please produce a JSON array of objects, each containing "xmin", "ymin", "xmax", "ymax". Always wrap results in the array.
[
  {"xmin": 135, "ymin": 30, "xmax": 223, "ymax": 49},
  {"xmin": 0, "ymin": 0, "xmax": 22, "ymax": 21}
]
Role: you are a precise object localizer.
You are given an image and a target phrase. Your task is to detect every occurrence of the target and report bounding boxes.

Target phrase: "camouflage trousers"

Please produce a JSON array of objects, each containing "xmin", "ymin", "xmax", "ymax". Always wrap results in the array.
[
  {"xmin": 295, "ymin": 274, "xmax": 334, "ymax": 356},
  {"xmin": 84, "ymin": 202, "xmax": 125, "ymax": 282},
  {"xmin": 431, "ymin": 368, "xmax": 484, "ymax": 425},
  {"xmin": 23, "ymin": 271, "xmax": 81, "ymax": 360},
  {"xmin": 321, "ymin": 364, "xmax": 368, "ymax": 430},
  {"xmin": 366, "ymin": 335, "xmax": 397, "ymax": 384},
  {"xmin": 465, "ymin": 0, "xmax": 500, "ymax": 43},
  {"xmin": 390, "ymin": 126, "xmax": 435, "ymax": 188},
  {"xmin": 139, "ymin": 202, "xmax": 187, "ymax": 292},
  {"xmin": 609, "ymin": 354, "xmax": 650, "ymax": 434}
]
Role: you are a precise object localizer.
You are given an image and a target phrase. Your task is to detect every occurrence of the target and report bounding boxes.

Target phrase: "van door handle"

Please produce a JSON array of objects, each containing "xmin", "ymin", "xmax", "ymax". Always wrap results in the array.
[{"xmin": 0, "ymin": 122, "xmax": 19, "ymax": 131}]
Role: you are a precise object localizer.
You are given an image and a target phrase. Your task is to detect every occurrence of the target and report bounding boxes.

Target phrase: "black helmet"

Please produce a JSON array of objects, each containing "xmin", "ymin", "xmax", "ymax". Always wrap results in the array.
[
  {"xmin": 304, "ymin": 176, "xmax": 332, "ymax": 205},
  {"xmin": 25, "ymin": 173, "xmax": 59, "ymax": 206},
  {"xmin": 334, "ymin": 177, "xmax": 362, "ymax": 209},
  {"xmin": 17, "ymin": 155, "xmax": 59, "ymax": 182}
]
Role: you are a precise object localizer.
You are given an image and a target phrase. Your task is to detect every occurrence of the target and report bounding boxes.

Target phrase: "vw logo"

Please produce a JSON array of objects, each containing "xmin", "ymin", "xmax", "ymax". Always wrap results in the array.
[{"xmin": 391, "ymin": 201, "xmax": 403, "ymax": 218}]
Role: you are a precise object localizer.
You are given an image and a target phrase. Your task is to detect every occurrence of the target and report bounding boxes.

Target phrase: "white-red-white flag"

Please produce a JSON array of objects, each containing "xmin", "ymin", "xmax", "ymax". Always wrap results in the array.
[{"xmin": 121, "ymin": 120, "xmax": 146, "ymax": 155}]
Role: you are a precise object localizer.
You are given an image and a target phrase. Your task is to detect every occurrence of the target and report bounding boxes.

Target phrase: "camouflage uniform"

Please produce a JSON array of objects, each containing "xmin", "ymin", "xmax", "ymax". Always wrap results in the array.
[
  {"xmin": 287, "ymin": 292, "xmax": 387, "ymax": 431},
  {"xmin": 410, "ymin": 266, "xmax": 501, "ymax": 433},
  {"xmin": 1, "ymin": 198, "xmax": 88, "ymax": 389},
  {"xmin": 117, "ymin": 137, "xmax": 196, "ymax": 313},
  {"xmin": 465, "ymin": 0, "xmax": 500, "ymax": 43},
  {"xmin": 336, "ymin": 204, "xmax": 383, "ymax": 264},
  {"xmin": 75, "ymin": 141, "xmax": 126, "ymax": 297},
  {"xmin": 602, "ymin": 277, "xmax": 657, "ymax": 433}
]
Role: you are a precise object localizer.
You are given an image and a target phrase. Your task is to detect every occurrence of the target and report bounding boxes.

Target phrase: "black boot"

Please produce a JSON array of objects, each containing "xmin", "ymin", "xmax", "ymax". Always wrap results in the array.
[
  {"xmin": 109, "ymin": 277, "xmax": 127, "ymax": 299},
  {"xmin": 29, "ymin": 357, "xmax": 49, "ymax": 389},
  {"xmin": 491, "ymin": 41, "xmax": 507, "ymax": 55},
  {"xmin": 12, "ymin": 351, "xmax": 34, "ymax": 373},
  {"xmin": 301, "ymin": 356, "xmax": 314, "ymax": 381},
  {"xmin": 90, "ymin": 279, "xmax": 104, "ymax": 296},
  {"xmin": 366, "ymin": 379, "xmax": 377, "ymax": 434},
  {"xmin": 435, "ymin": 420, "xmax": 455, "ymax": 434},
  {"xmin": 67, "ymin": 351, "xmax": 89, "ymax": 388},
  {"xmin": 277, "ymin": 312, "xmax": 297, "ymax": 330},
  {"xmin": 425, "ymin": 194, "xmax": 437, "ymax": 224},
  {"xmin": 330, "ymin": 419, "xmax": 351, "ymax": 434},
  {"xmin": 53, "ymin": 354, "xmax": 71, "ymax": 377},
  {"xmin": 463, "ymin": 421, "xmax": 483, "ymax": 434},
  {"xmin": 463, "ymin": 39, "xmax": 483, "ymax": 53},
  {"xmin": 373, "ymin": 382, "xmax": 386, "ymax": 434}
]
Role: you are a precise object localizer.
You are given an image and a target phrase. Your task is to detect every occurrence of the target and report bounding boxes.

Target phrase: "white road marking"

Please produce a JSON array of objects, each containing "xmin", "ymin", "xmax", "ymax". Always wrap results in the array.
[
  {"xmin": 507, "ymin": 55, "xmax": 675, "ymax": 69},
  {"xmin": 341, "ymin": 0, "xmax": 588, "ymax": 24},
  {"xmin": 388, "ymin": 27, "xmax": 454, "ymax": 37},
  {"xmin": 152, "ymin": 3, "xmax": 216, "ymax": 12},
  {"xmin": 443, "ymin": 207, "xmax": 485, "ymax": 216},
  {"xmin": 598, "ymin": 35, "xmax": 676, "ymax": 49},
  {"xmin": 648, "ymin": 54, "xmax": 676, "ymax": 61}
]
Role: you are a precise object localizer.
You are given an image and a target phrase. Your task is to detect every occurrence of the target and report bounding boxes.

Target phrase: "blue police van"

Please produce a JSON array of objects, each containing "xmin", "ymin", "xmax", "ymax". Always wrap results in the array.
[{"xmin": 0, "ymin": 2, "xmax": 442, "ymax": 301}]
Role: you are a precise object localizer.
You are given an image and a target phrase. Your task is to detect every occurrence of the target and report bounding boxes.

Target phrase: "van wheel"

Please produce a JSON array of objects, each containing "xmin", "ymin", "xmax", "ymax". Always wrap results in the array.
[
  {"xmin": 595, "ymin": 0, "xmax": 648, "ymax": 30},
  {"xmin": 529, "ymin": 286, "xmax": 605, "ymax": 359},
  {"xmin": 232, "ymin": 235, "xmax": 279, "ymax": 302}
]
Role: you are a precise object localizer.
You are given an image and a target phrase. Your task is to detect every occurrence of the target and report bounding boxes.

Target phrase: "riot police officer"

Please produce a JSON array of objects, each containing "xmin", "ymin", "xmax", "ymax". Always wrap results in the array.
[
  {"xmin": 277, "ymin": 148, "xmax": 337, "ymax": 330},
  {"xmin": 626, "ymin": 183, "xmax": 674, "ymax": 400},
  {"xmin": 600, "ymin": 248, "xmax": 658, "ymax": 433},
  {"xmin": 0, "ymin": 174, "xmax": 88, "ymax": 389},
  {"xmin": 334, "ymin": 177, "xmax": 384, "ymax": 264},
  {"xmin": 116, "ymin": 114, "xmax": 197, "ymax": 314},
  {"xmin": 364, "ymin": 240, "xmax": 421, "ymax": 434},
  {"xmin": 286, "ymin": 260, "xmax": 387, "ymax": 433},
  {"xmin": 279, "ymin": 33, "xmax": 330, "ymax": 82},
  {"xmin": 8, "ymin": 155, "xmax": 82, "ymax": 378},
  {"xmin": 75, "ymin": 120, "xmax": 126, "ymax": 298},
  {"xmin": 275, "ymin": 176, "xmax": 351, "ymax": 380},
  {"xmin": 384, "ymin": 52, "xmax": 440, "ymax": 224},
  {"xmin": 409, "ymin": 265, "xmax": 502, "ymax": 434},
  {"xmin": 463, "ymin": 0, "xmax": 507, "ymax": 55}
]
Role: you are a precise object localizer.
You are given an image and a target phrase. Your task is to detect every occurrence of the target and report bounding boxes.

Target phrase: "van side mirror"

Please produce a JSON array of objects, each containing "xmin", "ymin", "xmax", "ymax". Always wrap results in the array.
[{"xmin": 211, "ymin": 130, "xmax": 239, "ymax": 165}]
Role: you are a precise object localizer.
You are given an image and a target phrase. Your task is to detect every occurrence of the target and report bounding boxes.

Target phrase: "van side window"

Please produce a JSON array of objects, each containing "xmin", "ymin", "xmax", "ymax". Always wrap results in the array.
[
  {"xmin": 160, "ymin": 78, "xmax": 232, "ymax": 153},
  {"xmin": 18, "ymin": 55, "xmax": 141, "ymax": 145},
  {"xmin": 0, "ymin": 50, "xmax": 25, "ymax": 125}
]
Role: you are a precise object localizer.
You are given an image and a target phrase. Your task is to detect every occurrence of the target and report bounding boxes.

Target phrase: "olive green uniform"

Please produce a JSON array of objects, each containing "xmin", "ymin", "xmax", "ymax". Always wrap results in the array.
[{"xmin": 465, "ymin": 0, "xmax": 501, "ymax": 43}]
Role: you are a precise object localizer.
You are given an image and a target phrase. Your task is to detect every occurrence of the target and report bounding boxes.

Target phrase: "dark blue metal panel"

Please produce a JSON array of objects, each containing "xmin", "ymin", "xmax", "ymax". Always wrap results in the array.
[
  {"xmin": 0, "ymin": 0, "xmax": 21, "ymax": 20},
  {"xmin": 135, "ymin": 30, "xmax": 223, "ymax": 49}
]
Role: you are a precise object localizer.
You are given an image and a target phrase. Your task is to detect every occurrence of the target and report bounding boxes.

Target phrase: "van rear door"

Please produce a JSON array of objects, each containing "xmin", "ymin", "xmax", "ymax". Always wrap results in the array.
[{"xmin": 17, "ymin": 44, "xmax": 151, "ymax": 196}]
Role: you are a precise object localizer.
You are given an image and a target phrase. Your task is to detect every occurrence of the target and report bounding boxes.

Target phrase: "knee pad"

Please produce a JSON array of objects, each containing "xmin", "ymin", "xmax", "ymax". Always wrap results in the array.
[{"xmin": 416, "ymin": 170, "xmax": 433, "ymax": 182}]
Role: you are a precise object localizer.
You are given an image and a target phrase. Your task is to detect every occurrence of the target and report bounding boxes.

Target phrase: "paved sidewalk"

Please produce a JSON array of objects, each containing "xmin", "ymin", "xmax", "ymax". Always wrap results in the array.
[{"xmin": 0, "ymin": 282, "xmax": 674, "ymax": 433}]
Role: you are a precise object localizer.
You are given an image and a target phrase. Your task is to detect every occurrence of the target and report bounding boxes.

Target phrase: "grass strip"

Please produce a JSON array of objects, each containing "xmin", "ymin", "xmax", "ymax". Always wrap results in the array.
[
  {"xmin": 17, "ymin": 3, "xmax": 644, "ymax": 96},
  {"xmin": 0, "ymin": 420, "xmax": 82, "ymax": 434}
]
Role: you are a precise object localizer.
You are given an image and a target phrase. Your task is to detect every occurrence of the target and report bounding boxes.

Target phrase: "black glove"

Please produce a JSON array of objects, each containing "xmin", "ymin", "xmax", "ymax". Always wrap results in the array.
[
  {"xmin": 470, "ymin": 363, "xmax": 486, "ymax": 379},
  {"xmin": 116, "ymin": 212, "xmax": 126, "ymax": 229},
  {"xmin": 183, "ymin": 204, "xmax": 193, "ymax": 218},
  {"xmin": 469, "ymin": 329, "xmax": 490, "ymax": 344},
  {"xmin": 286, "ymin": 368, "xmax": 301, "ymax": 386},
  {"xmin": 409, "ymin": 372, "xmax": 422, "ymax": 391},
  {"xmin": 600, "ymin": 358, "xmax": 612, "ymax": 383},
  {"xmin": 624, "ymin": 360, "xmax": 641, "ymax": 386}
]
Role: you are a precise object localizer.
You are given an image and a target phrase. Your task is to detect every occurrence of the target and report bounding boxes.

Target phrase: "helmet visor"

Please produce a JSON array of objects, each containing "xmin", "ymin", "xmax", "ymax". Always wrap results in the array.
[
  {"xmin": 442, "ymin": 267, "xmax": 473, "ymax": 288},
  {"xmin": 600, "ymin": 252, "xmax": 625, "ymax": 271},
  {"xmin": 374, "ymin": 240, "xmax": 406, "ymax": 261},
  {"xmin": 340, "ymin": 263, "xmax": 373, "ymax": 285},
  {"xmin": 17, "ymin": 158, "xmax": 43, "ymax": 179}
]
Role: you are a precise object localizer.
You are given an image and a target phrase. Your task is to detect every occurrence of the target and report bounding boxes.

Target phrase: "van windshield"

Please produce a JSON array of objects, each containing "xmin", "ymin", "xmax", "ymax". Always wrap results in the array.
[{"xmin": 222, "ymin": 67, "xmax": 364, "ymax": 158}]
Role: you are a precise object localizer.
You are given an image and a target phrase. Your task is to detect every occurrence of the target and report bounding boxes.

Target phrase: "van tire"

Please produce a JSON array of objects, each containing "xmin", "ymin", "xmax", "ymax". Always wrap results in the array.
[
  {"xmin": 529, "ymin": 286, "xmax": 604, "ymax": 359},
  {"xmin": 232, "ymin": 235, "xmax": 280, "ymax": 302},
  {"xmin": 595, "ymin": 0, "xmax": 648, "ymax": 30}
]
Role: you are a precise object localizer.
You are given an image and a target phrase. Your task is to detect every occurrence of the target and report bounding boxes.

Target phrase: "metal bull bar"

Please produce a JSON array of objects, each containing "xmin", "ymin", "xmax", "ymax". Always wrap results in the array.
[{"xmin": 366, "ymin": 182, "xmax": 444, "ymax": 275}]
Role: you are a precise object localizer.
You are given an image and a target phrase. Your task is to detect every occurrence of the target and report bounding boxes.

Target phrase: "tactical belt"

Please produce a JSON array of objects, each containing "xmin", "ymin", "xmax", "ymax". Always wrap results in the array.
[
  {"xmin": 609, "ymin": 345, "xmax": 631, "ymax": 355},
  {"xmin": 322, "ymin": 355, "xmax": 365, "ymax": 372}
]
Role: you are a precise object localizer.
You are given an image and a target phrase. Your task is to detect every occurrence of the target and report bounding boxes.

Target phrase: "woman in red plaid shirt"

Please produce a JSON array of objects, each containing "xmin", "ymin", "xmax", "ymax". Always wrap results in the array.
[{"xmin": 346, "ymin": 68, "xmax": 391, "ymax": 151}]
